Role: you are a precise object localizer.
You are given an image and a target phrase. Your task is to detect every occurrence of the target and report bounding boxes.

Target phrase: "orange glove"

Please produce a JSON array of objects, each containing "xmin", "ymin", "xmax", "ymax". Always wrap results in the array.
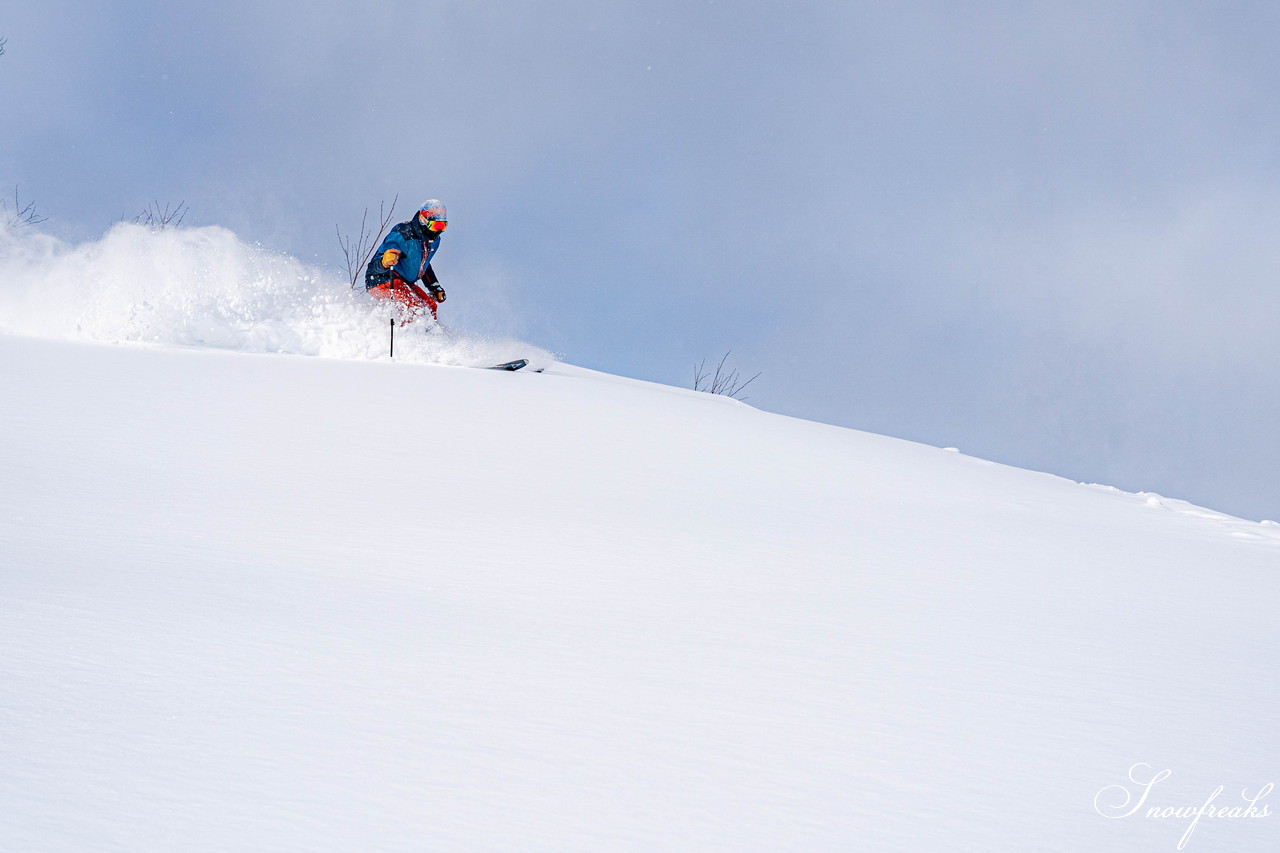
[{"xmin": 380, "ymin": 249, "xmax": 402, "ymax": 269}]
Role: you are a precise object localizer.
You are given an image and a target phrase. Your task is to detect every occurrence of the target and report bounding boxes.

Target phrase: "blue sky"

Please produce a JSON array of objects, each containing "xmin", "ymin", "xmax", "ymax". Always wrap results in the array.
[{"xmin": 3, "ymin": 1, "xmax": 1279, "ymax": 521}]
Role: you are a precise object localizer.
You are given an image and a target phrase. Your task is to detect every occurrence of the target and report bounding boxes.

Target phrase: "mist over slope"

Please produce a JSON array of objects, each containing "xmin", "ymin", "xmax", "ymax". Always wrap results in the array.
[{"xmin": 0, "ymin": 223, "xmax": 553, "ymax": 368}]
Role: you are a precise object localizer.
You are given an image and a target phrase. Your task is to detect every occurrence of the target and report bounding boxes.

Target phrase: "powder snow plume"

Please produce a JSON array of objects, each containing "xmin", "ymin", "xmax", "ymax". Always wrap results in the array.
[{"xmin": 0, "ymin": 223, "xmax": 553, "ymax": 368}]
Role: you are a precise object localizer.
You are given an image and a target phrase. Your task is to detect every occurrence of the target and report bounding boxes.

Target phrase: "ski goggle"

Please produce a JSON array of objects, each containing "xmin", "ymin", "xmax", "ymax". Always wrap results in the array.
[{"xmin": 420, "ymin": 214, "xmax": 448, "ymax": 232}]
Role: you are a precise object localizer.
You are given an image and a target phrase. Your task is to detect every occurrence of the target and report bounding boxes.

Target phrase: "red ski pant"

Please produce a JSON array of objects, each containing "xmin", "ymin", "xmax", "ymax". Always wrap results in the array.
[{"xmin": 369, "ymin": 279, "xmax": 438, "ymax": 323}]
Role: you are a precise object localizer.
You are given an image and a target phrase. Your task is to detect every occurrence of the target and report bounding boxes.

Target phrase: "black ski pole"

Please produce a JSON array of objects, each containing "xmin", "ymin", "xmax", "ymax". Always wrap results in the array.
[{"xmin": 390, "ymin": 315, "xmax": 394, "ymax": 358}]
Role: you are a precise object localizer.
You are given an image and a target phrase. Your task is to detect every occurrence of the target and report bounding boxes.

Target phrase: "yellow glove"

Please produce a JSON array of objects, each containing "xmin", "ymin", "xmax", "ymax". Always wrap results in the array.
[{"xmin": 380, "ymin": 249, "xmax": 402, "ymax": 269}]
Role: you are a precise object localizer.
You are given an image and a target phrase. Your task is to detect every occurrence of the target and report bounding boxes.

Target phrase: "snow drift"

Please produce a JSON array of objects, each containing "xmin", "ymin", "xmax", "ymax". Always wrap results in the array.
[
  {"xmin": 1, "ymin": 328, "xmax": 1278, "ymax": 851},
  {"xmin": 0, "ymin": 223, "xmax": 554, "ymax": 368}
]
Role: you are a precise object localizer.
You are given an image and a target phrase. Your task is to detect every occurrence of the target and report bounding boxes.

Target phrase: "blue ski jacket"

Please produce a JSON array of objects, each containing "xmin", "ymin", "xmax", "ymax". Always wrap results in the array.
[{"xmin": 365, "ymin": 218, "xmax": 441, "ymax": 288}]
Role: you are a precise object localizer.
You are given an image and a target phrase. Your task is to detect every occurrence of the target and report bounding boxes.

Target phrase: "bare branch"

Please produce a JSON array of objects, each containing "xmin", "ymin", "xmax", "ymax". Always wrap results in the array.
[
  {"xmin": 337, "ymin": 194, "xmax": 398, "ymax": 288},
  {"xmin": 3, "ymin": 185, "xmax": 47, "ymax": 230},
  {"xmin": 134, "ymin": 200, "xmax": 188, "ymax": 230},
  {"xmin": 0, "ymin": 37, "xmax": 7, "ymax": 57},
  {"xmin": 692, "ymin": 350, "xmax": 761, "ymax": 400}
]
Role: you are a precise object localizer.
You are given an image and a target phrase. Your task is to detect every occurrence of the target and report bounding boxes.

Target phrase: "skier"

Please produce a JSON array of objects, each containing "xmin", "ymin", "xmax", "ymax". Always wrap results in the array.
[{"xmin": 365, "ymin": 199, "xmax": 449, "ymax": 323}]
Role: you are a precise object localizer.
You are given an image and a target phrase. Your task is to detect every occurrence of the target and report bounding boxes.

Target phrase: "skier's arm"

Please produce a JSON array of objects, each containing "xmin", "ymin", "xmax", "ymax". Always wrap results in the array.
[
  {"xmin": 377, "ymin": 231, "xmax": 410, "ymax": 271},
  {"xmin": 365, "ymin": 234, "xmax": 399, "ymax": 287},
  {"xmin": 423, "ymin": 265, "xmax": 445, "ymax": 301}
]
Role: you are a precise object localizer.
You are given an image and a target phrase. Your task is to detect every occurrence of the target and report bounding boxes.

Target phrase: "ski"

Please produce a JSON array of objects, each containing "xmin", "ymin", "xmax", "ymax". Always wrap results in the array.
[{"xmin": 486, "ymin": 359, "xmax": 529, "ymax": 371}]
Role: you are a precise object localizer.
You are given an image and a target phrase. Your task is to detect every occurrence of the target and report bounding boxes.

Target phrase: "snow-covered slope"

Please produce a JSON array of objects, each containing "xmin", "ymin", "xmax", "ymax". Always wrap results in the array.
[{"xmin": 2, "ymin": 328, "xmax": 1278, "ymax": 851}]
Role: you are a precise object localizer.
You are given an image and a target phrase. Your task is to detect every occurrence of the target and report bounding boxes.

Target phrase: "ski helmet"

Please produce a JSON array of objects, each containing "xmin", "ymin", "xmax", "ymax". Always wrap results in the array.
[{"xmin": 418, "ymin": 200, "xmax": 448, "ymax": 233}]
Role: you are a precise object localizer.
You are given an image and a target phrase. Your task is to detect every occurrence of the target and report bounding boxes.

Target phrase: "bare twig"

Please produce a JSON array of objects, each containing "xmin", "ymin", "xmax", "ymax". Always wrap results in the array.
[
  {"xmin": 3, "ymin": 185, "xmax": 47, "ymax": 230},
  {"xmin": 338, "ymin": 194, "xmax": 398, "ymax": 288},
  {"xmin": 133, "ymin": 200, "xmax": 188, "ymax": 230},
  {"xmin": 693, "ymin": 350, "xmax": 761, "ymax": 400},
  {"xmin": 0, "ymin": 37, "xmax": 8, "ymax": 57}
]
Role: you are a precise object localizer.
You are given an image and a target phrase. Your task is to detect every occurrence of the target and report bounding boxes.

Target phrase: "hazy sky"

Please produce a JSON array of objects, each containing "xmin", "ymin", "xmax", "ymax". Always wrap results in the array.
[{"xmin": 3, "ymin": 1, "xmax": 1279, "ymax": 521}]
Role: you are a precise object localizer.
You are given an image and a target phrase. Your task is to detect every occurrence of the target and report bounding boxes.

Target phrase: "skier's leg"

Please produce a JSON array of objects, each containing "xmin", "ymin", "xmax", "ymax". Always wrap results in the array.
[
  {"xmin": 370, "ymin": 279, "xmax": 433, "ymax": 325},
  {"xmin": 404, "ymin": 282, "xmax": 439, "ymax": 321}
]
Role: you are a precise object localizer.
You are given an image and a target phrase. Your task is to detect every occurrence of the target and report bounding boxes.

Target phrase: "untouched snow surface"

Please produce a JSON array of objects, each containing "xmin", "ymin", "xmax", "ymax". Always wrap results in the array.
[{"xmin": 2, "ymin": 333, "xmax": 1278, "ymax": 852}]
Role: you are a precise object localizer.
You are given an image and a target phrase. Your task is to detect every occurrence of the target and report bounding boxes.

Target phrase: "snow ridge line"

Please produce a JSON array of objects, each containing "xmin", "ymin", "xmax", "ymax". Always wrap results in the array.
[{"xmin": 1083, "ymin": 483, "xmax": 1280, "ymax": 546}]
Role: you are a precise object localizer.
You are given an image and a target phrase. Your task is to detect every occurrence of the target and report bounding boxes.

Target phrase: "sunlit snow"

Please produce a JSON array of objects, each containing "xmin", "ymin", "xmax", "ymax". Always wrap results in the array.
[{"xmin": 1, "ymin": 225, "xmax": 1277, "ymax": 851}]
